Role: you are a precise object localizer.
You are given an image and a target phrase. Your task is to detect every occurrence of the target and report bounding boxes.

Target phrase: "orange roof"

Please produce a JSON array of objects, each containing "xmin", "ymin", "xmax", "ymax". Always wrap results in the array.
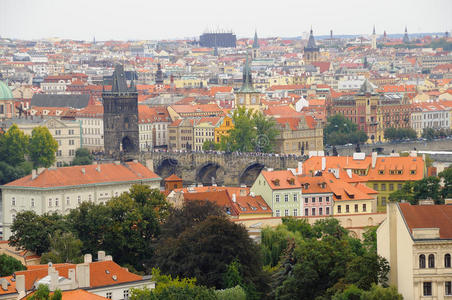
[
  {"xmin": 138, "ymin": 105, "xmax": 170, "ymax": 123},
  {"xmin": 170, "ymin": 104, "xmax": 223, "ymax": 114},
  {"xmin": 89, "ymin": 260, "xmax": 142, "ymax": 288},
  {"xmin": 4, "ymin": 162, "xmax": 160, "ymax": 188},
  {"xmin": 261, "ymin": 170, "xmax": 301, "ymax": 190},
  {"xmin": 26, "ymin": 289, "xmax": 109, "ymax": 300},
  {"xmin": 399, "ymin": 203, "xmax": 452, "ymax": 239},
  {"xmin": 209, "ymin": 86, "xmax": 233, "ymax": 96},
  {"xmin": 366, "ymin": 156, "xmax": 425, "ymax": 182},
  {"xmin": 165, "ymin": 174, "xmax": 182, "ymax": 181}
]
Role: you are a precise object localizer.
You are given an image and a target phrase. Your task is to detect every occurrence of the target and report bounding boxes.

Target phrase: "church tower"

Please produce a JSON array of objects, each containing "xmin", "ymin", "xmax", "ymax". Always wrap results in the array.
[
  {"xmin": 304, "ymin": 28, "xmax": 319, "ymax": 63},
  {"xmin": 102, "ymin": 64, "xmax": 139, "ymax": 160},
  {"xmin": 234, "ymin": 54, "xmax": 261, "ymax": 111},
  {"xmin": 155, "ymin": 63, "xmax": 164, "ymax": 88},
  {"xmin": 371, "ymin": 25, "xmax": 377, "ymax": 49},
  {"xmin": 403, "ymin": 26, "xmax": 410, "ymax": 43},
  {"xmin": 252, "ymin": 30, "xmax": 260, "ymax": 59}
]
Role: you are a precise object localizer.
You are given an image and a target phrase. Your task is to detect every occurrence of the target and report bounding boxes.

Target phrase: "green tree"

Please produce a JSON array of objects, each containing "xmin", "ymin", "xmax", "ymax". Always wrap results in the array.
[
  {"xmin": 28, "ymin": 284, "xmax": 63, "ymax": 300},
  {"xmin": 154, "ymin": 216, "xmax": 266, "ymax": 298},
  {"xmin": 0, "ymin": 124, "xmax": 29, "ymax": 166},
  {"xmin": 439, "ymin": 167, "xmax": 452, "ymax": 199},
  {"xmin": 223, "ymin": 258, "xmax": 243, "ymax": 288},
  {"xmin": 389, "ymin": 181, "xmax": 415, "ymax": 203},
  {"xmin": 29, "ymin": 126, "xmax": 58, "ymax": 168},
  {"xmin": 252, "ymin": 111, "xmax": 278, "ymax": 152},
  {"xmin": 0, "ymin": 160, "xmax": 32, "ymax": 184},
  {"xmin": 345, "ymin": 252, "xmax": 390, "ymax": 289},
  {"xmin": 40, "ymin": 230, "xmax": 83, "ymax": 264},
  {"xmin": 413, "ymin": 176, "xmax": 441, "ymax": 203},
  {"xmin": 324, "ymin": 115, "xmax": 368, "ymax": 146},
  {"xmin": 332, "ymin": 284, "xmax": 363, "ymax": 300},
  {"xmin": 202, "ymin": 140, "xmax": 220, "ymax": 151},
  {"xmin": 9, "ymin": 211, "xmax": 68, "ymax": 255},
  {"xmin": 215, "ymin": 285, "xmax": 247, "ymax": 300},
  {"xmin": 222, "ymin": 106, "xmax": 256, "ymax": 152},
  {"xmin": 71, "ymin": 148, "xmax": 93, "ymax": 166},
  {"xmin": 0, "ymin": 253, "xmax": 26, "ymax": 276},
  {"xmin": 362, "ymin": 226, "xmax": 378, "ymax": 254},
  {"xmin": 360, "ymin": 284, "xmax": 403, "ymax": 300}
]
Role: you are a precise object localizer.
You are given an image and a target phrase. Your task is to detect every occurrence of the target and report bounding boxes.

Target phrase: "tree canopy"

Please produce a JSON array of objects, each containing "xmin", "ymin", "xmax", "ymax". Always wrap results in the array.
[
  {"xmin": 71, "ymin": 148, "xmax": 93, "ymax": 166},
  {"xmin": 324, "ymin": 115, "xmax": 368, "ymax": 146},
  {"xmin": 384, "ymin": 127, "xmax": 417, "ymax": 141},
  {"xmin": 29, "ymin": 126, "xmax": 59, "ymax": 168},
  {"xmin": 389, "ymin": 175, "xmax": 444, "ymax": 204},
  {"xmin": 0, "ymin": 254, "xmax": 26, "ymax": 276},
  {"xmin": 40, "ymin": 230, "xmax": 83, "ymax": 264}
]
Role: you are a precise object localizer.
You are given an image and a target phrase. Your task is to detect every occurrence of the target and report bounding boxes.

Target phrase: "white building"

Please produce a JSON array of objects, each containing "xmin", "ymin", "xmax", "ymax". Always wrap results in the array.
[
  {"xmin": 411, "ymin": 101, "xmax": 451, "ymax": 136},
  {"xmin": 1, "ymin": 161, "xmax": 161, "ymax": 240},
  {"xmin": 0, "ymin": 251, "xmax": 155, "ymax": 300},
  {"xmin": 138, "ymin": 105, "xmax": 171, "ymax": 151},
  {"xmin": 76, "ymin": 104, "xmax": 104, "ymax": 152},
  {"xmin": 377, "ymin": 202, "xmax": 452, "ymax": 299}
]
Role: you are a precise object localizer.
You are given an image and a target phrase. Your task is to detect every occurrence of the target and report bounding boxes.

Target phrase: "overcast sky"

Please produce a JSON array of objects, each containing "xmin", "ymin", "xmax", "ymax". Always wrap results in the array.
[{"xmin": 1, "ymin": 0, "xmax": 451, "ymax": 41}]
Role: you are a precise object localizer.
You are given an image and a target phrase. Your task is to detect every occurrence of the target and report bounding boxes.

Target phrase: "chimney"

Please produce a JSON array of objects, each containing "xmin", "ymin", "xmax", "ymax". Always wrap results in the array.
[
  {"xmin": 49, "ymin": 267, "xmax": 59, "ymax": 291},
  {"xmin": 1, "ymin": 279, "xmax": 7, "ymax": 291},
  {"xmin": 104, "ymin": 255, "xmax": 113, "ymax": 261},
  {"xmin": 371, "ymin": 152, "xmax": 377, "ymax": 168},
  {"xmin": 114, "ymin": 161, "xmax": 120, "ymax": 165},
  {"xmin": 84, "ymin": 253, "xmax": 92, "ymax": 263},
  {"xmin": 76, "ymin": 264, "xmax": 90, "ymax": 288},
  {"xmin": 321, "ymin": 157, "xmax": 326, "ymax": 171},
  {"xmin": 98, "ymin": 251, "xmax": 106, "ymax": 261},
  {"xmin": 297, "ymin": 161, "xmax": 303, "ymax": 175},
  {"xmin": 96, "ymin": 166, "xmax": 101, "ymax": 172},
  {"xmin": 81, "ymin": 168, "xmax": 86, "ymax": 175},
  {"xmin": 145, "ymin": 159, "xmax": 154, "ymax": 172},
  {"xmin": 346, "ymin": 169, "xmax": 353, "ymax": 178},
  {"xmin": 240, "ymin": 189, "xmax": 247, "ymax": 196},
  {"xmin": 419, "ymin": 199, "xmax": 435, "ymax": 205},
  {"xmin": 37, "ymin": 167, "xmax": 45, "ymax": 175},
  {"xmin": 32, "ymin": 169, "xmax": 37, "ymax": 180},
  {"xmin": 232, "ymin": 193, "xmax": 236, "ymax": 202},
  {"xmin": 16, "ymin": 275, "xmax": 25, "ymax": 296}
]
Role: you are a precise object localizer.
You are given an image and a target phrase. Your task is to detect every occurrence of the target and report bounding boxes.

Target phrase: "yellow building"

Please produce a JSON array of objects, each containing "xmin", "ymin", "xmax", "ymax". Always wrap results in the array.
[{"xmin": 214, "ymin": 115, "xmax": 233, "ymax": 143}]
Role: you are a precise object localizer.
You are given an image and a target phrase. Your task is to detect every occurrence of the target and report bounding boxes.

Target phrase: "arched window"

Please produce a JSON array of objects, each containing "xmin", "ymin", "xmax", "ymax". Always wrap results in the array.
[
  {"xmin": 419, "ymin": 254, "xmax": 426, "ymax": 268},
  {"xmin": 445, "ymin": 254, "xmax": 451, "ymax": 268},
  {"xmin": 428, "ymin": 254, "xmax": 435, "ymax": 268}
]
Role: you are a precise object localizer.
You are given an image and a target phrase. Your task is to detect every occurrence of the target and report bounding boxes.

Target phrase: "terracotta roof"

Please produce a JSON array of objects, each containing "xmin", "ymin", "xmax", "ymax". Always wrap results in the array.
[
  {"xmin": 3, "ymin": 162, "xmax": 160, "ymax": 189},
  {"xmin": 399, "ymin": 203, "xmax": 452, "ymax": 239},
  {"xmin": 25, "ymin": 289, "xmax": 109, "ymax": 300},
  {"xmin": 170, "ymin": 104, "xmax": 223, "ymax": 114},
  {"xmin": 366, "ymin": 156, "xmax": 424, "ymax": 182},
  {"xmin": 165, "ymin": 174, "xmax": 182, "ymax": 181},
  {"xmin": 261, "ymin": 170, "xmax": 301, "ymax": 190},
  {"xmin": 89, "ymin": 260, "xmax": 142, "ymax": 288}
]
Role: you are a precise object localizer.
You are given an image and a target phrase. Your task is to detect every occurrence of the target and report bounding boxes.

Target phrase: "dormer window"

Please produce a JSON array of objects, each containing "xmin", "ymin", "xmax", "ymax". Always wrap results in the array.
[
  {"xmin": 304, "ymin": 183, "xmax": 310, "ymax": 189},
  {"xmin": 272, "ymin": 179, "xmax": 280, "ymax": 186},
  {"xmin": 287, "ymin": 178, "xmax": 295, "ymax": 185},
  {"xmin": 378, "ymin": 170, "xmax": 384, "ymax": 175}
]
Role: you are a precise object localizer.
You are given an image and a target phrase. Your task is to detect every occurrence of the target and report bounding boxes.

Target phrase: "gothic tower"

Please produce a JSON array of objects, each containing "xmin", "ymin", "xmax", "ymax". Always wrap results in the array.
[
  {"xmin": 304, "ymin": 28, "xmax": 319, "ymax": 63},
  {"xmin": 234, "ymin": 53, "xmax": 261, "ymax": 111},
  {"xmin": 102, "ymin": 64, "xmax": 139, "ymax": 160},
  {"xmin": 252, "ymin": 30, "xmax": 260, "ymax": 59},
  {"xmin": 371, "ymin": 25, "xmax": 377, "ymax": 49},
  {"xmin": 403, "ymin": 26, "xmax": 410, "ymax": 43},
  {"xmin": 155, "ymin": 63, "xmax": 164, "ymax": 88}
]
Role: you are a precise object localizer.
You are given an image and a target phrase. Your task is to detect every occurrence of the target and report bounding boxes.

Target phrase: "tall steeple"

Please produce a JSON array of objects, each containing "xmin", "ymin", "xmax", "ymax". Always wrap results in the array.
[
  {"xmin": 306, "ymin": 28, "xmax": 317, "ymax": 49},
  {"xmin": 239, "ymin": 53, "xmax": 255, "ymax": 93},
  {"xmin": 403, "ymin": 26, "xmax": 410, "ymax": 43},
  {"xmin": 304, "ymin": 28, "xmax": 319, "ymax": 63},
  {"xmin": 252, "ymin": 30, "xmax": 259, "ymax": 49},
  {"xmin": 155, "ymin": 63, "xmax": 164, "ymax": 86},
  {"xmin": 252, "ymin": 30, "xmax": 260, "ymax": 59},
  {"xmin": 234, "ymin": 52, "xmax": 261, "ymax": 110},
  {"xmin": 371, "ymin": 25, "xmax": 377, "ymax": 50}
]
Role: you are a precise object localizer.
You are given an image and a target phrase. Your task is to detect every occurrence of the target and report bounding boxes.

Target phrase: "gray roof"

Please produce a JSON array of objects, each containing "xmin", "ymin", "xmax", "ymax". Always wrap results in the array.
[
  {"xmin": 305, "ymin": 29, "xmax": 318, "ymax": 50},
  {"xmin": 31, "ymin": 94, "xmax": 90, "ymax": 109}
]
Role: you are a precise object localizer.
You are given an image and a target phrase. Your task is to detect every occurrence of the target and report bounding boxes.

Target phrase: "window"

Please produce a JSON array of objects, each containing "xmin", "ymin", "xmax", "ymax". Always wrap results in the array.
[
  {"xmin": 326, "ymin": 207, "xmax": 330, "ymax": 215},
  {"xmin": 55, "ymin": 198, "xmax": 59, "ymax": 207},
  {"xmin": 397, "ymin": 184, "xmax": 402, "ymax": 190},
  {"xmin": 428, "ymin": 254, "xmax": 435, "ymax": 268},
  {"xmin": 305, "ymin": 197, "xmax": 308, "ymax": 204},
  {"xmin": 346, "ymin": 205, "xmax": 350, "ymax": 213},
  {"xmin": 275, "ymin": 210, "xmax": 280, "ymax": 217},
  {"xmin": 293, "ymin": 209, "xmax": 298, "ymax": 216},
  {"xmin": 106, "ymin": 292, "xmax": 112, "ymax": 299},
  {"xmin": 284, "ymin": 209, "xmax": 289, "ymax": 216},
  {"xmin": 381, "ymin": 184, "xmax": 386, "ymax": 191},
  {"xmin": 312, "ymin": 207, "xmax": 316, "ymax": 216},
  {"xmin": 389, "ymin": 184, "xmax": 394, "ymax": 191},
  {"xmin": 66, "ymin": 197, "xmax": 70, "ymax": 205},
  {"xmin": 305, "ymin": 208, "xmax": 309, "ymax": 216},
  {"xmin": 423, "ymin": 282, "xmax": 432, "ymax": 296},
  {"xmin": 419, "ymin": 254, "xmax": 426, "ymax": 268},
  {"xmin": 31, "ymin": 198, "xmax": 35, "ymax": 207},
  {"xmin": 293, "ymin": 194, "xmax": 297, "ymax": 202},
  {"xmin": 445, "ymin": 254, "xmax": 451, "ymax": 268},
  {"xmin": 337, "ymin": 205, "xmax": 341, "ymax": 213},
  {"xmin": 381, "ymin": 197, "xmax": 387, "ymax": 206},
  {"xmin": 69, "ymin": 139, "xmax": 74, "ymax": 145},
  {"xmin": 55, "ymin": 129, "xmax": 61, "ymax": 135},
  {"xmin": 363, "ymin": 204, "xmax": 367, "ymax": 212},
  {"xmin": 373, "ymin": 184, "xmax": 378, "ymax": 190},
  {"xmin": 77, "ymin": 195, "xmax": 81, "ymax": 204},
  {"xmin": 88, "ymin": 194, "xmax": 92, "ymax": 201},
  {"xmin": 326, "ymin": 196, "xmax": 330, "ymax": 202},
  {"xmin": 284, "ymin": 194, "xmax": 288, "ymax": 202},
  {"xmin": 312, "ymin": 197, "xmax": 316, "ymax": 203},
  {"xmin": 446, "ymin": 281, "xmax": 452, "ymax": 296},
  {"xmin": 275, "ymin": 194, "xmax": 280, "ymax": 202},
  {"xmin": 69, "ymin": 149, "xmax": 75, "ymax": 156},
  {"xmin": 123, "ymin": 289, "xmax": 129, "ymax": 299},
  {"xmin": 354, "ymin": 204, "xmax": 358, "ymax": 213},
  {"xmin": 48, "ymin": 198, "xmax": 52, "ymax": 207},
  {"xmin": 11, "ymin": 197, "xmax": 16, "ymax": 206},
  {"xmin": 319, "ymin": 207, "xmax": 323, "ymax": 215}
]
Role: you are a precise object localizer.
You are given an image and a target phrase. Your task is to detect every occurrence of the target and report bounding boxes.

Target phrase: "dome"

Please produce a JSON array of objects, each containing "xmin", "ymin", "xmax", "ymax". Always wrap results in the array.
[{"xmin": 0, "ymin": 81, "xmax": 13, "ymax": 100}]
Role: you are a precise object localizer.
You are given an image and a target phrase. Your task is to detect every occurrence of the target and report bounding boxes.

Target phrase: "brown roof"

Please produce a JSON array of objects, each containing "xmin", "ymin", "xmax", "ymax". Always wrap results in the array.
[
  {"xmin": 165, "ymin": 174, "xmax": 182, "ymax": 182},
  {"xmin": 399, "ymin": 203, "xmax": 452, "ymax": 239},
  {"xmin": 3, "ymin": 162, "xmax": 160, "ymax": 188}
]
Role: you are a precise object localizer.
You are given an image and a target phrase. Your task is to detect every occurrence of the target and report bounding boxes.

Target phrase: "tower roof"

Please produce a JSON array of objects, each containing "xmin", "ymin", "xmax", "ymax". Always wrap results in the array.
[
  {"xmin": 155, "ymin": 63, "xmax": 164, "ymax": 85},
  {"xmin": 373, "ymin": 25, "xmax": 376, "ymax": 35},
  {"xmin": 238, "ymin": 53, "xmax": 256, "ymax": 93},
  {"xmin": 403, "ymin": 26, "xmax": 410, "ymax": 43},
  {"xmin": 0, "ymin": 80, "xmax": 13, "ymax": 100},
  {"xmin": 111, "ymin": 64, "xmax": 134, "ymax": 93},
  {"xmin": 359, "ymin": 79, "xmax": 376, "ymax": 94},
  {"xmin": 305, "ymin": 28, "xmax": 318, "ymax": 50},
  {"xmin": 252, "ymin": 30, "xmax": 259, "ymax": 49}
]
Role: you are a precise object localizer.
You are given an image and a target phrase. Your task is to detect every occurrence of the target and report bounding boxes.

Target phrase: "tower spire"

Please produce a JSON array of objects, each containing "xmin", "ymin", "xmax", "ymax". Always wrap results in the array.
[
  {"xmin": 373, "ymin": 25, "xmax": 376, "ymax": 35},
  {"xmin": 252, "ymin": 30, "xmax": 259, "ymax": 49}
]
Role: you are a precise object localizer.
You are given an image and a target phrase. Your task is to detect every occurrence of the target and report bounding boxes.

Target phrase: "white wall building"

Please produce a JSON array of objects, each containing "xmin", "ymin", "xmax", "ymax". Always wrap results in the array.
[{"xmin": 1, "ymin": 162, "xmax": 161, "ymax": 240}]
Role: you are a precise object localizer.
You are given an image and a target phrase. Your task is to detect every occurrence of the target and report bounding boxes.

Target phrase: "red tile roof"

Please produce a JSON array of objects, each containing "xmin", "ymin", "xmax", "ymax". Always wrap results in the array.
[
  {"xmin": 399, "ymin": 203, "xmax": 452, "ymax": 239},
  {"xmin": 261, "ymin": 170, "xmax": 301, "ymax": 190},
  {"xmin": 4, "ymin": 162, "xmax": 160, "ymax": 188}
]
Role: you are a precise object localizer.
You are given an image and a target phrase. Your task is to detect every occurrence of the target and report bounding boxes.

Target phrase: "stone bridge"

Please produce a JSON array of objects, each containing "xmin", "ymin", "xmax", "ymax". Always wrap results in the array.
[{"xmin": 141, "ymin": 152, "xmax": 302, "ymax": 186}]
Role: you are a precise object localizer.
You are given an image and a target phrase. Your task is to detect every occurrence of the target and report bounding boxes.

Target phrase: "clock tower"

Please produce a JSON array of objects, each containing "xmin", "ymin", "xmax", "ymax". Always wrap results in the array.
[{"xmin": 234, "ymin": 54, "xmax": 262, "ymax": 111}]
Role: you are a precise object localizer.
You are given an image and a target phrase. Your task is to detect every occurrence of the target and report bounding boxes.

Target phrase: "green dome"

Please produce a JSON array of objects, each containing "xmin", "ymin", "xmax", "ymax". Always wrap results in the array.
[{"xmin": 0, "ymin": 81, "xmax": 13, "ymax": 100}]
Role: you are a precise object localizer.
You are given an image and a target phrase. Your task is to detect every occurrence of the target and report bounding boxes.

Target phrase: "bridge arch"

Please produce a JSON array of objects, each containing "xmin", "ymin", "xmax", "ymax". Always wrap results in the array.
[
  {"xmin": 155, "ymin": 158, "xmax": 180, "ymax": 180},
  {"xmin": 196, "ymin": 162, "xmax": 225, "ymax": 186},
  {"xmin": 239, "ymin": 162, "xmax": 266, "ymax": 187}
]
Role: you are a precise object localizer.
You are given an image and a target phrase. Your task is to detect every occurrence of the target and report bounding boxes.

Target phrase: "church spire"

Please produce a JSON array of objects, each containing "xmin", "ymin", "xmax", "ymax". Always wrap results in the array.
[
  {"xmin": 238, "ymin": 53, "xmax": 255, "ymax": 93},
  {"xmin": 403, "ymin": 26, "xmax": 410, "ymax": 43},
  {"xmin": 306, "ymin": 27, "xmax": 317, "ymax": 49},
  {"xmin": 252, "ymin": 30, "xmax": 259, "ymax": 49},
  {"xmin": 373, "ymin": 25, "xmax": 376, "ymax": 35}
]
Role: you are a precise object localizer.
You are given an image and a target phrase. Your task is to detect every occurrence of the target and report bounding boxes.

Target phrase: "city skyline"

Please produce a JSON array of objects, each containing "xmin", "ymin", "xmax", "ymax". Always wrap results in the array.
[{"xmin": 1, "ymin": 0, "xmax": 451, "ymax": 41}]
